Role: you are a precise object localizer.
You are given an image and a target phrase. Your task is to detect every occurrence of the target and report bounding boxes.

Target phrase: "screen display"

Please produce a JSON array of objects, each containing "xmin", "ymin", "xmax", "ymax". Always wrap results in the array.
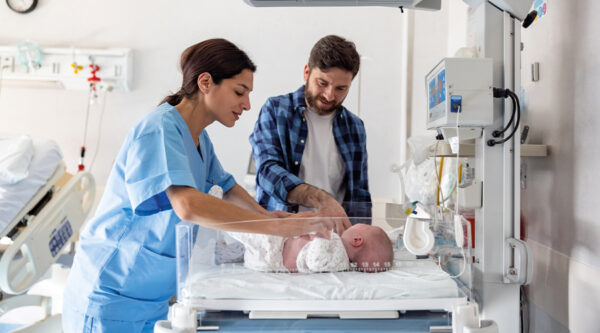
[
  {"xmin": 428, "ymin": 69, "xmax": 446, "ymax": 110},
  {"xmin": 49, "ymin": 218, "xmax": 73, "ymax": 257}
]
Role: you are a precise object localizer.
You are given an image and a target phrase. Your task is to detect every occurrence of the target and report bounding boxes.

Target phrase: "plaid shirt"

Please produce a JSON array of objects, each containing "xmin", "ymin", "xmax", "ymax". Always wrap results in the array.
[{"xmin": 249, "ymin": 85, "xmax": 371, "ymax": 214}]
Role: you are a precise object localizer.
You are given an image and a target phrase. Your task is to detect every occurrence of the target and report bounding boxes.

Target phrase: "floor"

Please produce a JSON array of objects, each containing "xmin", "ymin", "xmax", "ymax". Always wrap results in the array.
[{"xmin": 0, "ymin": 264, "xmax": 69, "ymax": 333}]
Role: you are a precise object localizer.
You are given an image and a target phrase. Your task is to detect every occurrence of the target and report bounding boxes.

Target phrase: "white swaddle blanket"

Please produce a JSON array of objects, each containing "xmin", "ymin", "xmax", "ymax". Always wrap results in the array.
[
  {"xmin": 296, "ymin": 234, "xmax": 349, "ymax": 273},
  {"xmin": 227, "ymin": 232, "xmax": 349, "ymax": 273}
]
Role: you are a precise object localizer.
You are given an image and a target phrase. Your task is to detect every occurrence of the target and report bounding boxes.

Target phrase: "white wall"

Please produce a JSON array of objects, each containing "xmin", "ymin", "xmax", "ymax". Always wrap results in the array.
[
  {"xmin": 407, "ymin": 0, "xmax": 467, "ymax": 140},
  {"xmin": 520, "ymin": 1, "xmax": 600, "ymax": 331},
  {"xmin": 0, "ymin": 0, "xmax": 407, "ymax": 203}
]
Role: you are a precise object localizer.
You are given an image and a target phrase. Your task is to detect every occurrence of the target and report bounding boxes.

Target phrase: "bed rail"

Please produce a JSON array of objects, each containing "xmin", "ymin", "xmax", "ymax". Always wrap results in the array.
[{"xmin": 0, "ymin": 171, "xmax": 95, "ymax": 294}]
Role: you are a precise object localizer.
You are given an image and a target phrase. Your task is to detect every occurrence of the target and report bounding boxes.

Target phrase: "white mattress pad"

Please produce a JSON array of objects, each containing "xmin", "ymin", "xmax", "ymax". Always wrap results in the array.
[{"xmin": 182, "ymin": 259, "xmax": 459, "ymax": 301}]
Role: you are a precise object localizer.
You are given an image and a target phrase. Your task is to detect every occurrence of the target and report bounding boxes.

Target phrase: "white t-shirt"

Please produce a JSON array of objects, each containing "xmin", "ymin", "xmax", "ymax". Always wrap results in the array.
[{"xmin": 298, "ymin": 109, "xmax": 346, "ymax": 211}]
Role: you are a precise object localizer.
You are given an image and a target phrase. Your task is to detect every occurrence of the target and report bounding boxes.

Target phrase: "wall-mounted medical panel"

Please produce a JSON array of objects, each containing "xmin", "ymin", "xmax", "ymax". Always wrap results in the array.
[
  {"xmin": 425, "ymin": 57, "xmax": 493, "ymax": 130},
  {"xmin": 0, "ymin": 45, "xmax": 132, "ymax": 91}
]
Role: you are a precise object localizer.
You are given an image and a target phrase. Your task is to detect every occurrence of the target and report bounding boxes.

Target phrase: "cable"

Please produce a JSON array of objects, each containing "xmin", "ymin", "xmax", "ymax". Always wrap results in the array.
[
  {"xmin": 488, "ymin": 88, "xmax": 521, "ymax": 147},
  {"xmin": 492, "ymin": 90, "xmax": 516, "ymax": 138}
]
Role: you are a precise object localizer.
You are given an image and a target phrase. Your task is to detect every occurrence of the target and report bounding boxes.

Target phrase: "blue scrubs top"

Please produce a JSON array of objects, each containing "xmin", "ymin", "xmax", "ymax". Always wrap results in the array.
[{"xmin": 64, "ymin": 103, "xmax": 236, "ymax": 322}]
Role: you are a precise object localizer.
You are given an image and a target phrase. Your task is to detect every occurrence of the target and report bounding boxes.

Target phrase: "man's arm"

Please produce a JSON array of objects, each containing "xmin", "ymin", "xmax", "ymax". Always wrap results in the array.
[
  {"xmin": 223, "ymin": 184, "xmax": 270, "ymax": 214},
  {"xmin": 357, "ymin": 119, "xmax": 372, "ymax": 201},
  {"xmin": 249, "ymin": 99, "xmax": 304, "ymax": 206},
  {"xmin": 287, "ymin": 184, "xmax": 337, "ymax": 211},
  {"xmin": 223, "ymin": 184, "xmax": 292, "ymax": 218}
]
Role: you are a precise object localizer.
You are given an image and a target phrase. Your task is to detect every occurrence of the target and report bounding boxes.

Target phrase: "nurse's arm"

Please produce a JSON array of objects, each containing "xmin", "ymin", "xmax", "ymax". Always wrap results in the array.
[
  {"xmin": 166, "ymin": 185, "xmax": 329, "ymax": 238},
  {"xmin": 222, "ymin": 184, "xmax": 271, "ymax": 215}
]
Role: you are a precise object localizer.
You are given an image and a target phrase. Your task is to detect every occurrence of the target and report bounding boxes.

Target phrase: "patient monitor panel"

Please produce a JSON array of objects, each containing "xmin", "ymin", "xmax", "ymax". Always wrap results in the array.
[{"xmin": 426, "ymin": 57, "xmax": 494, "ymax": 129}]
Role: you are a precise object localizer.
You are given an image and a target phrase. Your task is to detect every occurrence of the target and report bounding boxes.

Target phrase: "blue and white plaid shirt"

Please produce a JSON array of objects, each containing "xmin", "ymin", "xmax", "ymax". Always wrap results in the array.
[{"xmin": 249, "ymin": 85, "xmax": 371, "ymax": 214}]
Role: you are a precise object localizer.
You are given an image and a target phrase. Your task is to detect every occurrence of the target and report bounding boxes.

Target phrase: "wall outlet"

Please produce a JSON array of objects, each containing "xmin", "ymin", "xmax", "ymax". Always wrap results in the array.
[{"xmin": 1, "ymin": 56, "xmax": 15, "ymax": 72}]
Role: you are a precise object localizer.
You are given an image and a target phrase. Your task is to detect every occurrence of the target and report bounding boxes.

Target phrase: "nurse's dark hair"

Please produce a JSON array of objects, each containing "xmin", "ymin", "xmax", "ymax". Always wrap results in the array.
[
  {"xmin": 161, "ymin": 39, "xmax": 256, "ymax": 106},
  {"xmin": 308, "ymin": 35, "xmax": 360, "ymax": 78}
]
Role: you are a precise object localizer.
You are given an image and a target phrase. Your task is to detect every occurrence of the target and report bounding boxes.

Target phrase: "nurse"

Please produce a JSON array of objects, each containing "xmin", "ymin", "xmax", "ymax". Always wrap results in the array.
[{"xmin": 62, "ymin": 39, "xmax": 327, "ymax": 333}]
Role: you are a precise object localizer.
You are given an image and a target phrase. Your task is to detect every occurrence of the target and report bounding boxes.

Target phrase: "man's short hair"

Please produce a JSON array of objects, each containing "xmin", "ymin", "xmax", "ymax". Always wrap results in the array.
[{"xmin": 308, "ymin": 35, "xmax": 360, "ymax": 78}]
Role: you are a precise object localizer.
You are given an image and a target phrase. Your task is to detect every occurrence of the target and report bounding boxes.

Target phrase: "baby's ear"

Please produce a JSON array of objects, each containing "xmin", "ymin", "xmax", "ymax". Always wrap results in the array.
[{"xmin": 351, "ymin": 236, "xmax": 364, "ymax": 247}]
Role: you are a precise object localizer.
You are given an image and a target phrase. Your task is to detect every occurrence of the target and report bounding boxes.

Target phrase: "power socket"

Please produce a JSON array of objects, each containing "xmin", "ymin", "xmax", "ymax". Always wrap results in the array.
[{"xmin": 1, "ymin": 56, "xmax": 15, "ymax": 72}]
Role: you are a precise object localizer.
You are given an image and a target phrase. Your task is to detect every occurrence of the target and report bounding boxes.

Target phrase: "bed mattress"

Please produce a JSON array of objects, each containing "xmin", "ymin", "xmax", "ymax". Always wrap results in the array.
[{"xmin": 0, "ymin": 135, "xmax": 62, "ymax": 231}]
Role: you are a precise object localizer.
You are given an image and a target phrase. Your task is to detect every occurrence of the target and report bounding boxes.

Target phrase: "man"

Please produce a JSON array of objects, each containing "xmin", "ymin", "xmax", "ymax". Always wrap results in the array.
[{"xmin": 250, "ymin": 35, "xmax": 371, "ymax": 226}]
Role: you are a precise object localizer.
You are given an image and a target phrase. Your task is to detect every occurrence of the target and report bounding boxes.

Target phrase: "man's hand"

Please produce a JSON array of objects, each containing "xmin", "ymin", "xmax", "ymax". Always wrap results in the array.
[
  {"xmin": 315, "ymin": 197, "xmax": 351, "ymax": 235},
  {"xmin": 287, "ymin": 184, "xmax": 351, "ymax": 235}
]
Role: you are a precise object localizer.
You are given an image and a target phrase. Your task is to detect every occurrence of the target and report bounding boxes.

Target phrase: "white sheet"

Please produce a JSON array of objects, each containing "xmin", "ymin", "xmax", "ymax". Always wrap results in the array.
[
  {"xmin": 183, "ymin": 259, "xmax": 459, "ymax": 301},
  {"xmin": 0, "ymin": 134, "xmax": 33, "ymax": 185},
  {"xmin": 0, "ymin": 135, "xmax": 62, "ymax": 230}
]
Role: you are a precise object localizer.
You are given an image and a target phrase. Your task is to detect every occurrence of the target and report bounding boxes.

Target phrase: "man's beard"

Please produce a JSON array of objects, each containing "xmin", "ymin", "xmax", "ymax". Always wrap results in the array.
[{"xmin": 304, "ymin": 83, "xmax": 343, "ymax": 114}]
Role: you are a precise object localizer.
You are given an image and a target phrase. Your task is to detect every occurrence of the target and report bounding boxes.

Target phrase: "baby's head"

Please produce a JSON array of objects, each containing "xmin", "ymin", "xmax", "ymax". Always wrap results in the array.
[{"xmin": 341, "ymin": 223, "xmax": 393, "ymax": 273}]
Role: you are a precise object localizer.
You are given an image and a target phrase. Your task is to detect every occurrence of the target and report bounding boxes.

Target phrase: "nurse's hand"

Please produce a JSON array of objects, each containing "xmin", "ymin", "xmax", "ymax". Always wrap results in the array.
[
  {"xmin": 266, "ymin": 210, "xmax": 293, "ymax": 218},
  {"xmin": 274, "ymin": 212, "xmax": 332, "ymax": 239}
]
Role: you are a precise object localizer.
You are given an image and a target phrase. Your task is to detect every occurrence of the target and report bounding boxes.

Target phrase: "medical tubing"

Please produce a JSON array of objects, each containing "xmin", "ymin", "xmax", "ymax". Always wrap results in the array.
[
  {"xmin": 433, "ymin": 142, "xmax": 443, "ymax": 206},
  {"xmin": 455, "ymin": 104, "xmax": 461, "ymax": 214},
  {"xmin": 432, "ymin": 143, "xmax": 456, "ymax": 208},
  {"xmin": 434, "ymin": 84, "xmax": 469, "ymax": 281},
  {"xmin": 488, "ymin": 88, "xmax": 521, "ymax": 146},
  {"xmin": 89, "ymin": 89, "xmax": 109, "ymax": 172},
  {"xmin": 433, "ymin": 142, "xmax": 449, "ymax": 206},
  {"xmin": 82, "ymin": 85, "xmax": 93, "ymax": 147}
]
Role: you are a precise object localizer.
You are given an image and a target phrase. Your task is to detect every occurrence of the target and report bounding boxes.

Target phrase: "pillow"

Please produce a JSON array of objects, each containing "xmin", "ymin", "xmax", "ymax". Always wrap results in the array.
[{"xmin": 0, "ymin": 134, "xmax": 34, "ymax": 185}]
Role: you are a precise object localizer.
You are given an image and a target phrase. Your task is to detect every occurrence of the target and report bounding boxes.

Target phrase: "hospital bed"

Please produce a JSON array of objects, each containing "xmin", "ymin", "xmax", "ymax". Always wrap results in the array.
[{"xmin": 0, "ymin": 134, "xmax": 95, "ymax": 331}]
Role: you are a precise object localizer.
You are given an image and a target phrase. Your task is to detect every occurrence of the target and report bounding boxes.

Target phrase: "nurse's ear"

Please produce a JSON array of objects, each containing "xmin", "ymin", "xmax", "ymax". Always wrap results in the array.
[{"xmin": 197, "ymin": 72, "xmax": 213, "ymax": 95}]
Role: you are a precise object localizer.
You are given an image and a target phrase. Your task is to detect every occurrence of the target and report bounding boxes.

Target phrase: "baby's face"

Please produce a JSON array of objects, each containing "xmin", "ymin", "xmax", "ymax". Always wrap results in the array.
[{"xmin": 342, "ymin": 224, "xmax": 393, "ymax": 273}]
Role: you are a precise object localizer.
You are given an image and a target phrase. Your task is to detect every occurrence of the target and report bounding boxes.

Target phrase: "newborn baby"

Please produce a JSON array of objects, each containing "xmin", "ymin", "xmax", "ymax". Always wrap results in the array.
[{"xmin": 228, "ymin": 223, "xmax": 393, "ymax": 273}]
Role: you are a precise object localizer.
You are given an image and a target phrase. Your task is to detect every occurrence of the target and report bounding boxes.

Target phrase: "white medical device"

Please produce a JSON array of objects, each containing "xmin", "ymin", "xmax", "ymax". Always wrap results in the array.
[
  {"xmin": 244, "ymin": 0, "xmax": 441, "ymax": 10},
  {"xmin": 425, "ymin": 58, "xmax": 493, "ymax": 130},
  {"xmin": 425, "ymin": 1, "xmax": 535, "ymax": 332},
  {"xmin": 403, "ymin": 217, "xmax": 434, "ymax": 256}
]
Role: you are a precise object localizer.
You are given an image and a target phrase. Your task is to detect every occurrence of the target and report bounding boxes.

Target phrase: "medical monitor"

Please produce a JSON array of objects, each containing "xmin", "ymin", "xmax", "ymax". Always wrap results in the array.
[{"xmin": 425, "ymin": 58, "xmax": 494, "ymax": 130}]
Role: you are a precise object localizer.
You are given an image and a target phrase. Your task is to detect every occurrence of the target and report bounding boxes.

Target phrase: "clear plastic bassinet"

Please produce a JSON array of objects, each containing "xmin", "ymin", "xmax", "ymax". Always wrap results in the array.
[{"xmin": 174, "ymin": 202, "xmax": 472, "ymax": 317}]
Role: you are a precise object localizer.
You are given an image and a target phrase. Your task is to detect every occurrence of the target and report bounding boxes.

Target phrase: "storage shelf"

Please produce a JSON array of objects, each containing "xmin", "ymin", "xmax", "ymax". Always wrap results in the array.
[{"xmin": 431, "ymin": 143, "xmax": 548, "ymax": 157}]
